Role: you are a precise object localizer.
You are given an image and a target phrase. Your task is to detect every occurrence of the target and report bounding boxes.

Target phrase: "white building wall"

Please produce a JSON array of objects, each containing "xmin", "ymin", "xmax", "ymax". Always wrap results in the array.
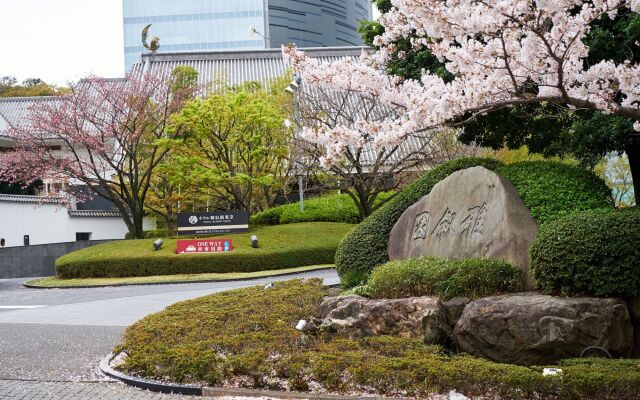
[{"xmin": 0, "ymin": 201, "xmax": 156, "ymax": 248}]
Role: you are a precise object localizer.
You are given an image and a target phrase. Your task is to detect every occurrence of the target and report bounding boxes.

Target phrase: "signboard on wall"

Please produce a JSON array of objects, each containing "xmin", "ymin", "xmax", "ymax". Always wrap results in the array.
[
  {"xmin": 176, "ymin": 239, "xmax": 233, "ymax": 254},
  {"xmin": 177, "ymin": 211, "xmax": 249, "ymax": 236}
]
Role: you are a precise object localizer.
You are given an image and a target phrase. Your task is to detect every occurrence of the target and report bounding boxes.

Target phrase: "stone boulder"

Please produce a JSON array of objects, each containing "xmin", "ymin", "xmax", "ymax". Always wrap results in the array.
[
  {"xmin": 441, "ymin": 297, "xmax": 471, "ymax": 336},
  {"xmin": 388, "ymin": 166, "xmax": 538, "ymax": 287},
  {"xmin": 318, "ymin": 295, "xmax": 447, "ymax": 344},
  {"xmin": 453, "ymin": 293, "xmax": 633, "ymax": 365}
]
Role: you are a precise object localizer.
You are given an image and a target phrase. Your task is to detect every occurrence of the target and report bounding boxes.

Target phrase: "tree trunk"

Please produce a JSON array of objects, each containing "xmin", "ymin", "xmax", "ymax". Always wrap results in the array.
[
  {"xmin": 626, "ymin": 133, "xmax": 640, "ymax": 206},
  {"xmin": 129, "ymin": 202, "xmax": 146, "ymax": 239},
  {"xmin": 354, "ymin": 186, "xmax": 373, "ymax": 222},
  {"xmin": 132, "ymin": 213, "xmax": 145, "ymax": 239},
  {"xmin": 165, "ymin": 202, "xmax": 177, "ymax": 237}
]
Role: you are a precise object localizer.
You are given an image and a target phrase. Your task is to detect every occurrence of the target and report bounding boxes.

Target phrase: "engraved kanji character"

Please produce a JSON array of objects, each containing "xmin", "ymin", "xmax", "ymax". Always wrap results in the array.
[
  {"xmin": 412, "ymin": 212, "xmax": 431, "ymax": 240},
  {"xmin": 432, "ymin": 208, "xmax": 457, "ymax": 237},
  {"xmin": 460, "ymin": 202, "xmax": 488, "ymax": 238}
]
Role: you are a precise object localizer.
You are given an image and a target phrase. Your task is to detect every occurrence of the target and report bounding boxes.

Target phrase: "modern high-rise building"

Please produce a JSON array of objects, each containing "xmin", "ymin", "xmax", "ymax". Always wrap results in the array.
[{"xmin": 122, "ymin": 0, "xmax": 372, "ymax": 70}]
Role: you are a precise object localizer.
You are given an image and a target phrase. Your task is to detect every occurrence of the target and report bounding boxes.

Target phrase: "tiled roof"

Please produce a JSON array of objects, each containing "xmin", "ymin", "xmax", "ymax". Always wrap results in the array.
[
  {"xmin": 131, "ymin": 47, "xmax": 432, "ymax": 167},
  {"xmin": 0, "ymin": 195, "xmax": 121, "ymax": 217},
  {"xmin": 0, "ymin": 96, "xmax": 61, "ymax": 134},
  {"xmin": 67, "ymin": 210, "xmax": 122, "ymax": 218},
  {"xmin": 0, "ymin": 112, "xmax": 9, "ymax": 133},
  {"xmin": 0, "ymin": 194, "xmax": 65, "ymax": 204},
  {"xmin": 132, "ymin": 46, "xmax": 366, "ymax": 89}
]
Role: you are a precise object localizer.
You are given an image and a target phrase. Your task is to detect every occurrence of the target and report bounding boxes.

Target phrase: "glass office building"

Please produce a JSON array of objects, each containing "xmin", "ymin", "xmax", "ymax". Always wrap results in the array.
[{"xmin": 123, "ymin": 0, "xmax": 371, "ymax": 69}]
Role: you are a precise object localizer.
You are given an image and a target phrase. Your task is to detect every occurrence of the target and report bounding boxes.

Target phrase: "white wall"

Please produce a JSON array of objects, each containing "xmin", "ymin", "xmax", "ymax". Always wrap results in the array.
[{"xmin": 0, "ymin": 201, "xmax": 155, "ymax": 248}]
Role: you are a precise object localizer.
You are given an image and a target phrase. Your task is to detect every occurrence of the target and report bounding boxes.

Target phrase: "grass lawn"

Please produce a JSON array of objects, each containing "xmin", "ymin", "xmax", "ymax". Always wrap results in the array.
[
  {"xmin": 56, "ymin": 222, "xmax": 353, "ymax": 279},
  {"xmin": 114, "ymin": 280, "xmax": 640, "ymax": 399},
  {"xmin": 26, "ymin": 265, "xmax": 334, "ymax": 288}
]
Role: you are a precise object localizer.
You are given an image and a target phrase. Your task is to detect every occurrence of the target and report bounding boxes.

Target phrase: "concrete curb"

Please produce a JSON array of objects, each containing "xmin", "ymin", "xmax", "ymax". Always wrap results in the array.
[
  {"xmin": 99, "ymin": 354, "xmax": 202, "ymax": 396},
  {"xmin": 100, "ymin": 354, "xmax": 395, "ymax": 400},
  {"xmin": 23, "ymin": 267, "xmax": 335, "ymax": 290}
]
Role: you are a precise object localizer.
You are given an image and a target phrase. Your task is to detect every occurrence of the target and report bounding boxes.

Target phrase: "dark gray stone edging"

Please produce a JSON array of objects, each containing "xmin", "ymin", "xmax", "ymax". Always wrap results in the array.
[
  {"xmin": 99, "ymin": 354, "xmax": 202, "ymax": 396},
  {"xmin": 23, "ymin": 267, "xmax": 335, "ymax": 290},
  {"xmin": 100, "ymin": 354, "xmax": 393, "ymax": 400}
]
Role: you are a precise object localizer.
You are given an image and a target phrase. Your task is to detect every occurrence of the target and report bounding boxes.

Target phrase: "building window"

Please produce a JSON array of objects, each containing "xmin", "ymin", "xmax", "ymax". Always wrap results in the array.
[
  {"xmin": 0, "ymin": 238, "xmax": 5, "ymax": 248},
  {"xmin": 76, "ymin": 232, "xmax": 92, "ymax": 241},
  {"xmin": 23, "ymin": 235, "xmax": 30, "ymax": 246}
]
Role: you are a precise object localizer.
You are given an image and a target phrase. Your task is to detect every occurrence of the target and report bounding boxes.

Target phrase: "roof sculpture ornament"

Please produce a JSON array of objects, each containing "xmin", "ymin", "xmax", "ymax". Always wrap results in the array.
[{"xmin": 142, "ymin": 24, "xmax": 160, "ymax": 53}]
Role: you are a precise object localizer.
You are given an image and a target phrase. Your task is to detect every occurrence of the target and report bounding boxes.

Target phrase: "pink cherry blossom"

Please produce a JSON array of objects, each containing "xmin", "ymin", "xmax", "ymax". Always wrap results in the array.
[
  {"xmin": 282, "ymin": 0, "xmax": 640, "ymax": 165},
  {"xmin": 0, "ymin": 73, "xmax": 195, "ymax": 236}
]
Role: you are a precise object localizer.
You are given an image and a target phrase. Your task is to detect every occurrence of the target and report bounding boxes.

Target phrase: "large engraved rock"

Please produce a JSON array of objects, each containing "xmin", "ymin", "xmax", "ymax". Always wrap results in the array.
[
  {"xmin": 318, "ymin": 296, "xmax": 447, "ymax": 344},
  {"xmin": 453, "ymin": 293, "xmax": 634, "ymax": 365},
  {"xmin": 388, "ymin": 166, "xmax": 538, "ymax": 284}
]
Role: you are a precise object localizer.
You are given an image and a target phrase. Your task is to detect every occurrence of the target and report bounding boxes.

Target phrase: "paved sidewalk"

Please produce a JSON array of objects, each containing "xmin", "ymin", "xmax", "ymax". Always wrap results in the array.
[
  {"xmin": 0, "ymin": 380, "xmax": 202, "ymax": 399},
  {"xmin": 0, "ymin": 323, "xmax": 123, "ymax": 381}
]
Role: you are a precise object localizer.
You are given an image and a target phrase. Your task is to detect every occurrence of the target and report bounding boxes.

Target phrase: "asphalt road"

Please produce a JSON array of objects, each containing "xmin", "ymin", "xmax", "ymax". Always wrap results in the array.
[{"xmin": 0, "ymin": 270, "xmax": 339, "ymax": 397}]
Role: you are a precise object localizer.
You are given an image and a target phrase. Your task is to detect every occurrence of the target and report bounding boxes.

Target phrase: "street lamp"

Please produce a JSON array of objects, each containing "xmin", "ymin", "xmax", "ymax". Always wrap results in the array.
[
  {"xmin": 285, "ymin": 75, "xmax": 305, "ymax": 212},
  {"xmin": 286, "ymin": 76, "xmax": 301, "ymax": 94},
  {"xmin": 248, "ymin": 27, "xmax": 271, "ymax": 48}
]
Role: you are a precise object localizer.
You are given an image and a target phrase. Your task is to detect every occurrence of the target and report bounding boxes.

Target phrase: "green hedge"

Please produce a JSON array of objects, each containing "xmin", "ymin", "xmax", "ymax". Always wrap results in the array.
[
  {"xmin": 250, "ymin": 192, "xmax": 395, "ymax": 225},
  {"xmin": 497, "ymin": 161, "xmax": 613, "ymax": 226},
  {"xmin": 56, "ymin": 223, "xmax": 353, "ymax": 278},
  {"xmin": 365, "ymin": 257, "xmax": 526, "ymax": 301},
  {"xmin": 335, "ymin": 158, "xmax": 613, "ymax": 286},
  {"xmin": 531, "ymin": 208, "xmax": 640, "ymax": 297},
  {"xmin": 124, "ymin": 229, "xmax": 168, "ymax": 240},
  {"xmin": 114, "ymin": 280, "xmax": 640, "ymax": 399}
]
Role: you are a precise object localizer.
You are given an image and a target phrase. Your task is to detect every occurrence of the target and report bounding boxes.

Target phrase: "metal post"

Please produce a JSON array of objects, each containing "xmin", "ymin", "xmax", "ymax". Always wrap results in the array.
[
  {"xmin": 293, "ymin": 85, "xmax": 304, "ymax": 212},
  {"xmin": 262, "ymin": 0, "xmax": 271, "ymax": 49},
  {"xmin": 298, "ymin": 175, "xmax": 305, "ymax": 212}
]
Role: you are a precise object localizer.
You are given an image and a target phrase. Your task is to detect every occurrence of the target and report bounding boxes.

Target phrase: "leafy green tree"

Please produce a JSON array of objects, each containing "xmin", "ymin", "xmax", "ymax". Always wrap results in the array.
[
  {"xmin": 143, "ymin": 66, "xmax": 200, "ymax": 236},
  {"xmin": 359, "ymin": 2, "xmax": 640, "ymax": 203},
  {"xmin": 169, "ymin": 80, "xmax": 293, "ymax": 214},
  {"xmin": 0, "ymin": 76, "xmax": 68, "ymax": 97}
]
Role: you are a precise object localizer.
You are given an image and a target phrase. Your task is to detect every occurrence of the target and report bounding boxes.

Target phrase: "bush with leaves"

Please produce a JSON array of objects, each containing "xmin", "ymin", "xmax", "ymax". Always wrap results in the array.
[
  {"xmin": 250, "ymin": 192, "xmax": 395, "ymax": 225},
  {"xmin": 531, "ymin": 208, "xmax": 640, "ymax": 297},
  {"xmin": 365, "ymin": 257, "xmax": 525, "ymax": 301},
  {"xmin": 497, "ymin": 161, "xmax": 613, "ymax": 226}
]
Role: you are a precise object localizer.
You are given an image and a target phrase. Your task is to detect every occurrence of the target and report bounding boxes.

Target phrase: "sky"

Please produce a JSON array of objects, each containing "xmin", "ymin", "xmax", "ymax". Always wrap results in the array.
[
  {"xmin": 0, "ymin": 1, "xmax": 380, "ymax": 86},
  {"xmin": 0, "ymin": 0, "xmax": 125, "ymax": 86}
]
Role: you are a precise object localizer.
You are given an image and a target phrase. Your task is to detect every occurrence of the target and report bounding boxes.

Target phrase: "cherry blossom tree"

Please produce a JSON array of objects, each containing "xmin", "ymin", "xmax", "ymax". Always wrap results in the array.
[
  {"xmin": 0, "ymin": 72, "xmax": 196, "ymax": 238},
  {"xmin": 293, "ymin": 84, "xmax": 476, "ymax": 220},
  {"xmin": 283, "ymin": 0, "xmax": 640, "ymax": 202}
]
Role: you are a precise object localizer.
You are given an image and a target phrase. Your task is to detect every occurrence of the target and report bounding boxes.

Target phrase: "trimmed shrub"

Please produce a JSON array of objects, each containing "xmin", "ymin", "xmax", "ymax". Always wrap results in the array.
[
  {"xmin": 334, "ymin": 158, "xmax": 504, "ymax": 285},
  {"xmin": 335, "ymin": 158, "xmax": 613, "ymax": 287},
  {"xmin": 250, "ymin": 206, "xmax": 284, "ymax": 225},
  {"xmin": 497, "ymin": 161, "xmax": 613, "ymax": 226},
  {"xmin": 250, "ymin": 192, "xmax": 395, "ymax": 225},
  {"xmin": 366, "ymin": 257, "xmax": 526, "ymax": 301},
  {"xmin": 114, "ymin": 280, "xmax": 640, "ymax": 399},
  {"xmin": 530, "ymin": 208, "xmax": 640, "ymax": 297},
  {"xmin": 56, "ymin": 222, "xmax": 352, "ymax": 278},
  {"xmin": 124, "ymin": 229, "xmax": 168, "ymax": 240}
]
